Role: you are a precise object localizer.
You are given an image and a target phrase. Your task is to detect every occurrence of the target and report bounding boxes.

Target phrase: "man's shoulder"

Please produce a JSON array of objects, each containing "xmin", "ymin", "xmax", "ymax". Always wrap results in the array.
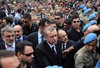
[{"xmin": 28, "ymin": 32, "xmax": 38, "ymax": 37}]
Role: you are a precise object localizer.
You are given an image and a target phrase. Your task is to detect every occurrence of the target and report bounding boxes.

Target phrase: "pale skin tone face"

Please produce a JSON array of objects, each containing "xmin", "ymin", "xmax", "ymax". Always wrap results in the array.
[
  {"xmin": 2, "ymin": 32, "xmax": 15, "ymax": 46},
  {"xmin": 14, "ymin": 25, "xmax": 23, "ymax": 38},
  {"xmin": 84, "ymin": 25, "xmax": 100, "ymax": 36},
  {"xmin": 1, "ymin": 56, "xmax": 20, "ymax": 68},
  {"xmin": 55, "ymin": 16, "xmax": 64, "ymax": 27},
  {"xmin": 18, "ymin": 46, "xmax": 34, "ymax": 63},
  {"xmin": 58, "ymin": 30, "xmax": 68, "ymax": 43},
  {"xmin": 46, "ymin": 13, "xmax": 50, "ymax": 19},
  {"xmin": 45, "ymin": 29, "xmax": 57, "ymax": 45},
  {"xmin": 22, "ymin": 18, "xmax": 31, "ymax": 26},
  {"xmin": 72, "ymin": 18, "xmax": 80, "ymax": 29}
]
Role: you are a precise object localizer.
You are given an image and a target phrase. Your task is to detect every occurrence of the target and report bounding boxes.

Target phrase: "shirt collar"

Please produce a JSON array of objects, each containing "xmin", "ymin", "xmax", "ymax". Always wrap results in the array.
[
  {"xmin": 16, "ymin": 35, "xmax": 23, "ymax": 41},
  {"xmin": 47, "ymin": 42, "xmax": 55, "ymax": 49},
  {"xmin": 38, "ymin": 32, "xmax": 42, "ymax": 39},
  {"xmin": 5, "ymin": 41, "xmax": 15, "ymax": 49}
]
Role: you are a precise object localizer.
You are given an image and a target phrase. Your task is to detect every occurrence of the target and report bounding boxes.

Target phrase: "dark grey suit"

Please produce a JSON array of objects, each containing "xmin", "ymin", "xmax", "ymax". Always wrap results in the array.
[{"xmin": 35, "ymin": 40, "xmax": 62, "ymax": 68}]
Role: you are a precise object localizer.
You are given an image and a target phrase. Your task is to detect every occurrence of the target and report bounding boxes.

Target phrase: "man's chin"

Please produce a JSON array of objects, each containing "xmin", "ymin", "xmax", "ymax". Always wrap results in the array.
[{"xmin": 16, "ymin": 36, "xmax": 20, "ymax": 38}]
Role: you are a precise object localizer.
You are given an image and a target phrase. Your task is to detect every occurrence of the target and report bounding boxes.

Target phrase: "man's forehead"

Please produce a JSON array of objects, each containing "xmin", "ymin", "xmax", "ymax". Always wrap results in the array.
[
  {"xmin": 4, "ymin": 31, "xmax": 14, "ymax": 34},
  {"xmin": 87, "ymin": 25, "xmax": 100, "ymax": 32}
]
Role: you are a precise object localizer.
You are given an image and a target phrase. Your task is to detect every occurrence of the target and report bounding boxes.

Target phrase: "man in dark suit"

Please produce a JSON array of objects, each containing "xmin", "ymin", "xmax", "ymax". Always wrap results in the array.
[
  {"xmin": 35, "ymin": 26, "xmax": 62, "ymax": 68},
  {"xmin": 58, "ymin": 29, "xmax": 76, "ymax": 68},
  {"xmin": 14, "ymin": 25, "xmax": 28, "ymax": 44},
  {"xmin": 0, "ymin": 25, "xmax": 16, "ymax": 51},
  {"xmin": 22, "ymin": 13, "xmax": 38, "ymax": 36},
  {"xmin": 28, "ymin": 18, "xmax": 56, "ymax": 49}
]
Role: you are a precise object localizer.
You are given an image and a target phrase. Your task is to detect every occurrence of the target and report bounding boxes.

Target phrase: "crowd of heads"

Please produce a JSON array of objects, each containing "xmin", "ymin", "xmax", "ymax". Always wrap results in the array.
[{"xmin": 0, "ymin": 0, "xmax": 100, "ymax": 68}]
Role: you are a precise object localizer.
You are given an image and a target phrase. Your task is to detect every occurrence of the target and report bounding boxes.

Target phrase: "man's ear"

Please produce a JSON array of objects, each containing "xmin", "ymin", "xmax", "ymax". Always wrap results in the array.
[{"xmin": 17, "ymin": 52, "xmax": 22, "ymax": 59}]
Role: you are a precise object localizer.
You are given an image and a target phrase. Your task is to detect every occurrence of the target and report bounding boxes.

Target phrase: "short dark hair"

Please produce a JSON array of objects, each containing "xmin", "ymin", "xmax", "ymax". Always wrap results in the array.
[
  {"xmin": 4, "ymin": 17, "xmax": 13, "ymax": 25},
  {"xmin": 64, "ymin": 19, "xmax": 72, "ymax": 25},
  {"xmin": 15, "ymin": 41, "xmax": 33, "ymax": 55},
  {"xmin": 55, "ymin": 13, "xmax": 63, "ymax": 18},
  {"xmin": 23, "ymin": 13, "xmax": 31, "ymax": 20},
  {"xmin": 49, "ymin": 20, "xmax": 56, "ymax": 24},
  {"xmin": 72, "ymin": 14, "xmax": 80, "ymax": 21},
  {"xmin": 38, "ymin": 18, "xmax": 50, "ymax": 27},
  {"xmin": 0, "ymin": 50, "xmax": 15, "ymax": 68}
]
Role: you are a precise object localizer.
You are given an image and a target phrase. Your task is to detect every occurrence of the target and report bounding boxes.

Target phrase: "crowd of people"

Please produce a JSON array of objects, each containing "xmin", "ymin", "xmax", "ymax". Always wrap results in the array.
[{"xmin": 0, "ymin": 0, "xmax": 100, "ymax": 68}]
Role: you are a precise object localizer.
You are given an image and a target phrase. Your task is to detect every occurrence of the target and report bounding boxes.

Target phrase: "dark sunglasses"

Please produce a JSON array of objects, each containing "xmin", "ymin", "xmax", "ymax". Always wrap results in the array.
[
  {"xmin": 22, "ymin": 52, "xmax": 34, "ymax": 57},
  {"xmin": 5, "ymin": 34, "xmax": 15, "ymax": 38},
  {"xmin": 55, "ymin": 18, "xmax": 60, "ymax": 20},
  {"xmin": 73, "ymin": 21, "xmax": 80, "ymax": 23}
]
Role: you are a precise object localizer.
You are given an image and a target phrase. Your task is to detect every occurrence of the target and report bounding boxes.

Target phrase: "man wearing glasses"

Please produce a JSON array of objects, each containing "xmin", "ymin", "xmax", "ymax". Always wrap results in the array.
[
  {"xmin": 15, "ymin": 41, "xmax": 38, "ymax": 68},
  {"xmin": 0, "ymin": 25, "xmax": 16, "ymax": 51},
  {"xmin": 67, "ymin": 14, "xmax": 84, "ymax": 42},
  {"xmin": 74, "ymin": 33, "xmax": 100, "ymax": 68}
]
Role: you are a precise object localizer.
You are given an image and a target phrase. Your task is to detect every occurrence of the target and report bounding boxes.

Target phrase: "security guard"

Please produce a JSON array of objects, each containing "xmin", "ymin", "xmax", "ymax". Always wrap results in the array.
[{"xmin": 74, "ymin": 33, "xmax": 100, "ymax": 68}]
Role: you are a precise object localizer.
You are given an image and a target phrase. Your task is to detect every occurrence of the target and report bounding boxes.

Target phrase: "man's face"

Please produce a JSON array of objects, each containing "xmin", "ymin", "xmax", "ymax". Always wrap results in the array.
[
  {"xmin": 42, "ymin": 9, "xmax": 46, "ymax": 14},
  {"xmin": 72, "ymin": 18, "xmax": 80, "ymax": 29},
  {"xmin": 64, "ymin": 23, "xmax": 71, "ymax": 31},
  {"xmin": 1, "ymin": 56, "xmax": 20, "ymax": 68},
  {"xmin": 86, "ymin": 40, "xmax": 97, "ymax": 53},
  {"xmin": 46, "ymin": 13, "xmax": 50, "ymax": 19},
  {"xmin": 58, "ymin": 31, "xmax": 68, "ymax": 43},
  {"xmin": 55, "ymin": 16, "xmax": 62, "ymax": 25},
  {"xmin": 2, "ymin": 32, "xmax": 15, "ymax": 45},
  {"xmin": 45, "ymin": 29, "xmax": 57, "ymax": 45},
  {"xmin": 22, "ymin": 18, "xmax": 30, "ymax": 26},
  {"xmin": 14, "ymin": 27, "xmax": 23, "ymax": 38},
  {"xmin": 21, "ymin": 46, "xmax": 34, "ymax": 63}
]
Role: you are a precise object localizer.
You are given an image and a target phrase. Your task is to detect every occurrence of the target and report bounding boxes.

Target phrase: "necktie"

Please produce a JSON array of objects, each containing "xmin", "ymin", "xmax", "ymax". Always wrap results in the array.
[
  {"xmin": 17, "ymin": 39, "xmax": 20, "ymax": 42},
  {"xmin": 52, "ymin": 46, "xmax": 56, "ymax": 55},
  {"xmin": 41, "ymin": 35, "xmax": 44, "ymax": 42},
  {"xmin": 62, "ymin": 43, "xmax": 65, "ymax": 51}
]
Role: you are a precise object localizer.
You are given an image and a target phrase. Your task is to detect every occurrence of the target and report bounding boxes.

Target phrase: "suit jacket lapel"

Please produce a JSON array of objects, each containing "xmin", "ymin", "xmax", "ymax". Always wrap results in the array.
[{"xmin": 43, "ymin": 41, "xmax": 57, "ymax": 60}]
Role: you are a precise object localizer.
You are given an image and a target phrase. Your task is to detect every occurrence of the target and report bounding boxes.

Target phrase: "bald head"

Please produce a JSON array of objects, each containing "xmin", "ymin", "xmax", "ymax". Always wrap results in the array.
[
  {"xmin": 14, "ymin": 25, "xmax": 23, "ymax": 38},
  {"xmin": 14, "ymin": 25, "xmax": 22, "ymax": 30},
  {"xmin": 58, "ymin": 30, "xmax": 68, "ymax": 43},
  {"xmin": 87, "ymin": 25, "xmax": 100, "ymax": 32},
  {"xmin": 58, "ymin": 30, "xmax": 67, "ymax": 37}
]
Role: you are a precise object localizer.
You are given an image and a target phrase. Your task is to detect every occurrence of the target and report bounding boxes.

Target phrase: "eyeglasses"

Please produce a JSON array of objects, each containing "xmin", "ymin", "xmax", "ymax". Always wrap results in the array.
[
  {"xmin": 22, "ymin": 52, "xmax": 34, "ymax": 57},
  {"xmin": 4, "ymin": 34, "xmax": 15, "ymax": 38},
  {"xmin": 73, "ymin": 21, "xmax": 80, "ymax": 23},
  {"xmin": 55, "ymin": 18, "xmax": 60, "ymax": 20}
]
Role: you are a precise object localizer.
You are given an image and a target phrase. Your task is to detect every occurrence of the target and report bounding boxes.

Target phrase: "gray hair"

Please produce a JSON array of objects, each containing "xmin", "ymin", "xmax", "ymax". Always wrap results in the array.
[
  {"xmin": 1, "ymin": 25, "xmax": 14, "ymax": 36},
  {"xmin": 43, "ymin": 26, "xmax": 56, "ymax": 36}
]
